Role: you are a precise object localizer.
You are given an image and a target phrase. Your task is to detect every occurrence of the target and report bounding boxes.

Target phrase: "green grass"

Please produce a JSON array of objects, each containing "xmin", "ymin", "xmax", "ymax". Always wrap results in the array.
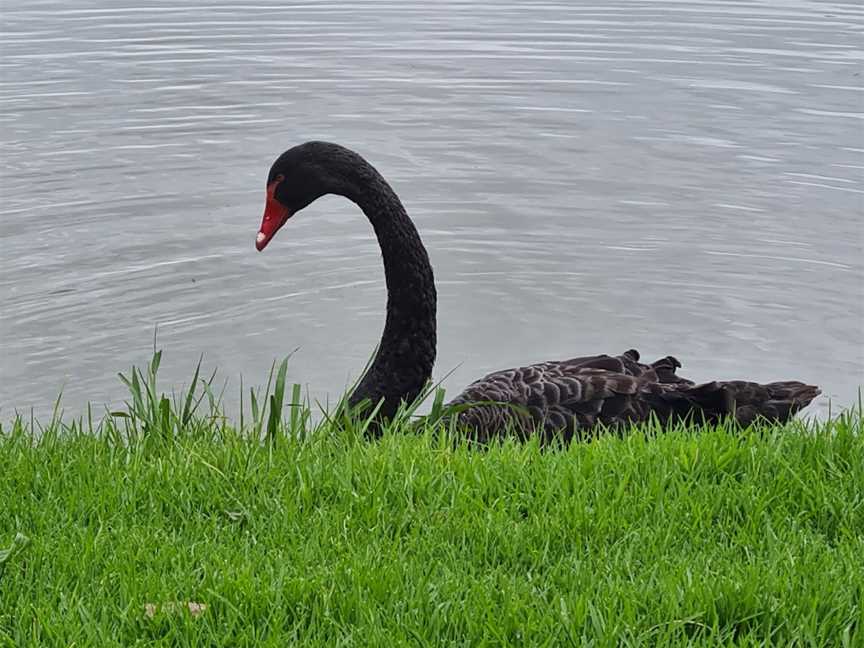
[{"xmin": 0, "ymin": 354, "xmax": 862, "ymax": 647}]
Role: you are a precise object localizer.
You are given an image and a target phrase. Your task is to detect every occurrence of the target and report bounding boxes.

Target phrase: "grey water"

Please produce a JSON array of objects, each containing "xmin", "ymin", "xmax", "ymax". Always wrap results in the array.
[{"xmin": 1, "ymin": 0, "xmax": 862, "ymax": 421}]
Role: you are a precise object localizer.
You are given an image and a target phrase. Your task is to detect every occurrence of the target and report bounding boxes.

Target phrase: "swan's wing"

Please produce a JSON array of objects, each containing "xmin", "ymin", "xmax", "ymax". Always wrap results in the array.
[
  {"xmin": 447, "ymin": 349, "xmax": 692, "ymax": 442},
  {"xmin": 447, "ymin": 349, "xmax": 819, "ymax": 442}
]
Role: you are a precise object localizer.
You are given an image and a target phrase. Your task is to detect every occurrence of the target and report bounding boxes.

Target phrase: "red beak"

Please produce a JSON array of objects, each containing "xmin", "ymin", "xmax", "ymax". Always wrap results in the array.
[{"xmin": 256, "ymin": 176, "xmax": 291, "ymax": 251}]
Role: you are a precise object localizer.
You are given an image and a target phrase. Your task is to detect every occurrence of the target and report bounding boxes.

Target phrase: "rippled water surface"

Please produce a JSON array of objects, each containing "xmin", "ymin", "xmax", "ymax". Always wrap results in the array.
[{"xmin": 1, "ymin": 0, "xmax": 862, "ymax": 419}]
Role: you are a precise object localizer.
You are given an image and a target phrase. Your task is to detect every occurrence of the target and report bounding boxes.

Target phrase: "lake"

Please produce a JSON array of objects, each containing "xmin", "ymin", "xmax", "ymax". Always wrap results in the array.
[{"xmin": 1, "ymin": 0, "xmax": 861, "ymax": 420}]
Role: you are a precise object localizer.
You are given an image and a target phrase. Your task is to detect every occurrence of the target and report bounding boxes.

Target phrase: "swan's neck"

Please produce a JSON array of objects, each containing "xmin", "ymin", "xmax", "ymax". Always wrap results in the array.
[{"xmin": 339, "ymin": 159, "xmax": 437, "ymax": 421}]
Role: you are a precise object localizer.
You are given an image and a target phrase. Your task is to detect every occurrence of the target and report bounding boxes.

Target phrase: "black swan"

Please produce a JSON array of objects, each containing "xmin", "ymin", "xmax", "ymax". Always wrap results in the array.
[{"xmin": 254, "ymin": 141, "xmax": 820, "ymax": 442}]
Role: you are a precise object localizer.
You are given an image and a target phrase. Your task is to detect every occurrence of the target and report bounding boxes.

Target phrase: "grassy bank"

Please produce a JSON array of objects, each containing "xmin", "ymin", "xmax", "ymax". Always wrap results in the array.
[{"xmin": 1, "ymin": 356, "xmax": 862, "ymax": 646}]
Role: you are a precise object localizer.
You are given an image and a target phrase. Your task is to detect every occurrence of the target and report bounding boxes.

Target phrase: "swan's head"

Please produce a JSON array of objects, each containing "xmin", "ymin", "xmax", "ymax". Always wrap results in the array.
[{"xmin": 255, "ymin": 141, "xmax": 353, "ymax": 251}]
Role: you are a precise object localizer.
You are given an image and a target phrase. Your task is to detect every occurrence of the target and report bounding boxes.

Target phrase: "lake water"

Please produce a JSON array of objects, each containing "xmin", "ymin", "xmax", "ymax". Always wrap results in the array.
[{"xmin": 1, "ymin": 0, "xmax": 862, "ymax": 421}]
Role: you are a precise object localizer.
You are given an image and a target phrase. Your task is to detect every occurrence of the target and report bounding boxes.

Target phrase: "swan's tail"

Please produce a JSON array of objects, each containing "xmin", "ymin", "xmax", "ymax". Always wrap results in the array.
[
  {"xmin": 720, "ymin": 380, "xmax": 821, "ymax": 425},
  {"xmin": 650, "ymin": 380, "xmax": 821, "ymax": 426}
]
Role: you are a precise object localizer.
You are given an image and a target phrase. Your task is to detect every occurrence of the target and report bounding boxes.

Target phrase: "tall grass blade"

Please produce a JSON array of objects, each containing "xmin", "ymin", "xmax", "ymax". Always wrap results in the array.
[
  {"xmin": 239, "ymin": 375, "xmax": 245, "ymax": 434},
  {"xmin": 289, "ymin": 383, "xmax": 303, "ymax": 439},
  {"xmin": 266, "ymin": 357, "xmax": 289, "ymax": 444},
  {"xmin": 180, "ymin": 354, "xmax": 203, "ymax": 426},
  {"xmin": 250, "ymin": 388, "xmax": 260, "ymax": 435}
]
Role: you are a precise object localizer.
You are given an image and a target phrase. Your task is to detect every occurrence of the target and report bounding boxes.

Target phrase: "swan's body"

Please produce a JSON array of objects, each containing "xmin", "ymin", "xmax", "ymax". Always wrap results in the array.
[
  {"xmin": 255, "ymin": 141, "xmax": 820, "ymax": 440},
  {"xmin": 449, "ymin": 350, "xmax": 818, "ymax": 443}
]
